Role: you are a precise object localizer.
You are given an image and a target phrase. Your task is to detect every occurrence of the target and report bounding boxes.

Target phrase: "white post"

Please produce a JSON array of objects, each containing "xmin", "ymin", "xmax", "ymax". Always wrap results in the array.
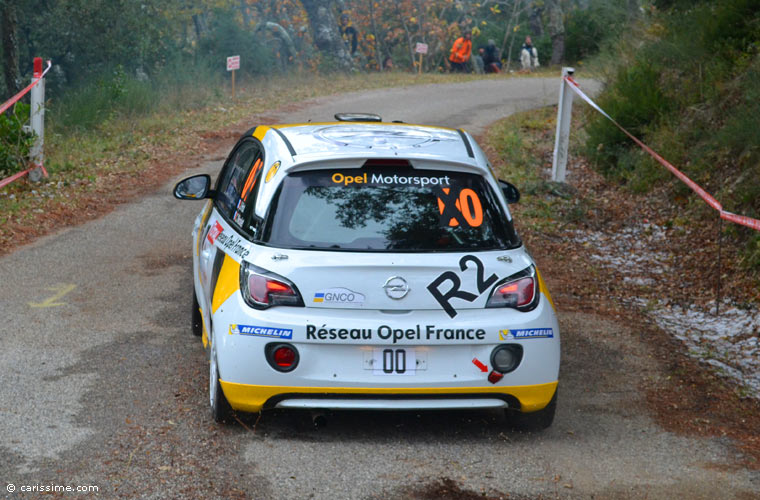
[
  {"xmin": 29, "ymin": 57, "xmax": 45, "ymax": 183},
  {"xmin": 551, "ymin": 67, "xmax": 575, "ymax": 183}
]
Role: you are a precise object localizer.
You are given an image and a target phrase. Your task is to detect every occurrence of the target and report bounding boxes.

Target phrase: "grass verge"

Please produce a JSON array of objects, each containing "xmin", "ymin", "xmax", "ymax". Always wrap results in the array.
[{"xmin": 485, "ymin": 105, "xmax": 760, "ymax": 467}]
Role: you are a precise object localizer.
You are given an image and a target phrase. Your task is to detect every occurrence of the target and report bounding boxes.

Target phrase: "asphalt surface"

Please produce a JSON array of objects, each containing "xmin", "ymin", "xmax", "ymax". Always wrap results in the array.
[{"xmin": 2, "ymin": 77, "xmax": 759, "ymax": 499}]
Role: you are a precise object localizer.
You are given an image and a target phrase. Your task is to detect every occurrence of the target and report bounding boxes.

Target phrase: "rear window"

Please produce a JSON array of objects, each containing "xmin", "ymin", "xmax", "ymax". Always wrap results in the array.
[{"xmin": 260, "ymin": 166, "xmax": 519, "ymax": 252}]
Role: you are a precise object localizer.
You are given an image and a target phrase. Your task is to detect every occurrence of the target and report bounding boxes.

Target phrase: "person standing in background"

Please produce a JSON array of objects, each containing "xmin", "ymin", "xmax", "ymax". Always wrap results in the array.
[
  {"xmin": 520, "ymin": 36, "xmax": 539, "ymax": 71},
  {"xmin": 483, "ymin": 39, "xmax": 502, "ymax": 73},
  {"xmin": 449, "ymin": 30, "xmax": 472, "ymax": 73},
  {"xmin": 340, "ymin": 13, "xmax": 358, "ymax": 56}
]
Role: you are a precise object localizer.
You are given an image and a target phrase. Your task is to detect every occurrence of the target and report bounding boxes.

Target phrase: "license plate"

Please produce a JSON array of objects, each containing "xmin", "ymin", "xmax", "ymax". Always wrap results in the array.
[{"xmin": 363, "ymin": 348, "xmax": 427, "ymax": 375}]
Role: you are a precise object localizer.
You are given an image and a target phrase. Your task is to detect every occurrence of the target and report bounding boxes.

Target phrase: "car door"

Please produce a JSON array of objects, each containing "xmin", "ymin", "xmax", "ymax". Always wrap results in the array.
[{"xmin": 197, "ymin": 140, "xmax": 264, "ymax": 320}]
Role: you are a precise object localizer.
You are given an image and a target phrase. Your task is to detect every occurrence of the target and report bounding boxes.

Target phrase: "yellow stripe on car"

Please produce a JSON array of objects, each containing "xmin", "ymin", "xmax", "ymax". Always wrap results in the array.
[
  {"xmin": 253, "ymin": 125, "xmax": 270, "ymax": 142},
  {"xmin": 536, "ymin": 267, "xmax": 556, "ymax": 312},
  {"xmin": 211, "ymin": 254, "xmax": 240, "ymax": 314},
  {"xmin": 219, "ymin": 380, "xmax": 558, "ymax": 414},
  {"xmin": 200, "ymin": 307, "xmax": 209, "ymax": 349}
]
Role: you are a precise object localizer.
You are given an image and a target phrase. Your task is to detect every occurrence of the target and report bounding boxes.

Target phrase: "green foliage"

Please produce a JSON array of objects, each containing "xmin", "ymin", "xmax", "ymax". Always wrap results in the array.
[
  {"xmin": 197, "ymin": 11, "xmax": 276, "ymax": 76},
  {"xmin": 564, "ymin": 0, "xmax": 632, "ymax": 63},
  {"xmin": 585, "ymin": 0, "xmax": 760, "ymax": 268},
  {"xmin": 49, "ymin": 58, "xmax": 223, "ymax": 131},
  {"xmin": 745, "ymin": 235, "xmax": 760, "ymax": 270},
  {"xmin": 584, "ymin": 62, "xmax": 671, "ymax": 179},
  {"xmin": 0, "ymin": 103, "xmax": 35, "ymax": 177}
]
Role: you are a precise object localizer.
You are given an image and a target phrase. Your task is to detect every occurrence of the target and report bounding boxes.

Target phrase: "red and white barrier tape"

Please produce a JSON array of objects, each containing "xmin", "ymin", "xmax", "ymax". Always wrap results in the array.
[
  {"xmin": 0, "ymin": 163, "xmax": 48, "ymax": 190},
  {"xmin": 0, "ymin": 60, "xmax": 51, "ymax": 115},
  {"xmin": 565, "ymin": 76, "xmax": 760, "ymax": 232},
  {"xmin": 0, "ymin": 60, "xmax": 52, "ymax": 189}
]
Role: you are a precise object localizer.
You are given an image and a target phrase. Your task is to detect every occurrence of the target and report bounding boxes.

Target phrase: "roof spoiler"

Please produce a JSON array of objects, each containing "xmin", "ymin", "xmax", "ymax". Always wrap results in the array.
[{"xmin": 334, "ymin": 112, "xmax": 382, "ymax": 122}]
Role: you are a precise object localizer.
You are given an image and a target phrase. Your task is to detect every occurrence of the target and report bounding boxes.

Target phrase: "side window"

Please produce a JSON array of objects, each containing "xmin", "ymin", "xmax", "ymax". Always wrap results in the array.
[
  {"xmin": 215, "ymin": 141, "xmax": 262, "ymax": 227},
  {"xmin": 235, "ymin": 156, "xmax": 264, "ymax": 231}
]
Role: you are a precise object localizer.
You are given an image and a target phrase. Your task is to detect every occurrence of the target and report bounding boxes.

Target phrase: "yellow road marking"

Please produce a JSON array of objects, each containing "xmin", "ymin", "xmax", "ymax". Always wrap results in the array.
[{"xmin": 29, "ymin": 284, "xmax": 77, "ymax": 308}]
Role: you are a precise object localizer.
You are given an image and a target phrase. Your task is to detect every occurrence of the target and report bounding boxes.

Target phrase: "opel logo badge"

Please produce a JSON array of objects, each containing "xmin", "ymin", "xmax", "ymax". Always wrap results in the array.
[{"xmin": 383, "ymin": 276, "xmax": 409, "ymax": 300}]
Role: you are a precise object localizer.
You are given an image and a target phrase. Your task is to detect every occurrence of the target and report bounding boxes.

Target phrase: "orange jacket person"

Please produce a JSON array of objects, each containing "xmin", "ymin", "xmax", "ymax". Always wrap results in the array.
[{"xmin": 449, "ymin": 31, "xmax": 472, "ymax": 73}]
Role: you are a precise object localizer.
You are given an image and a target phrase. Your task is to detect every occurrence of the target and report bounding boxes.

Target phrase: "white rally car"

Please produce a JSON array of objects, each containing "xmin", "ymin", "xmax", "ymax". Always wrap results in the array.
[{"xmin": 174, "ymin": 114, "xmax": 560, "ymax": 429}]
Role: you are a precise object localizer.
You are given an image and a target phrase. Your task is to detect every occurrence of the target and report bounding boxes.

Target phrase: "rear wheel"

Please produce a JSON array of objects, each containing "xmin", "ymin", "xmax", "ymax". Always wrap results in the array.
[
  {"xmin": 209, "ymin": 344, "xmax": 232, "ymax": 423},
  {"xmin": 507, "ymin": 389, "xmax": 557, "ymax": 432},
  {"xmin": 191, "ymin": 288, "xmax": 202, "ymax": 337}
]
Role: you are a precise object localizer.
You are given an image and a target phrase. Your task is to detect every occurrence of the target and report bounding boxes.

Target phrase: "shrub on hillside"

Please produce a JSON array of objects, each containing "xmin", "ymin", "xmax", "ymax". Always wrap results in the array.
[{"xmin": 0, "ymin": 102, "xmax": 35, "ymax": 178}]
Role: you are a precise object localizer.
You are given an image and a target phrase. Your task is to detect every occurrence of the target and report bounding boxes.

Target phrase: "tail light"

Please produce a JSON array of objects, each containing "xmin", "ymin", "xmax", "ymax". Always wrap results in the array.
[
  {"xmin": 265, "ymin": 343, "xmax": 299, "ymax": 372},
  {"xmin": 240, "ymin": 262, "xmax": 304, "ymax": 309},
  {"xmin": 486, "ymin": 266, "xmax": 539, "ymax": 311}
]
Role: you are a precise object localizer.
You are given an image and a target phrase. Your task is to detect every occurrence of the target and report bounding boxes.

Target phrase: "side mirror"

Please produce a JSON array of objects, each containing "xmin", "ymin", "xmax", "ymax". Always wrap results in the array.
[
  {"xmin": 499, "ymin": 180, "xmax": 520, "ymax": 204},
  {"xmin": 174, "ymin": 174, "xmax": 212, "ymax": 200}
]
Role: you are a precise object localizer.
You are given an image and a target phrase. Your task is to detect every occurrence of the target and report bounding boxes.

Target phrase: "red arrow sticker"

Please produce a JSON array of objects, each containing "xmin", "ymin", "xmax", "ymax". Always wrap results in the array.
[{"xmin": 472, "ymin": 358, "xmax": 488, "ymax": 372}]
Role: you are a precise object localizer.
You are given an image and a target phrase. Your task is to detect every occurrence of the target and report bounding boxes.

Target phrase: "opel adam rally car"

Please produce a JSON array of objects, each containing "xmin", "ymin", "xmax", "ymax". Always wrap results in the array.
[{"xmin": 174, "ymin": 113, "xmax": 560, "ymax": 429}]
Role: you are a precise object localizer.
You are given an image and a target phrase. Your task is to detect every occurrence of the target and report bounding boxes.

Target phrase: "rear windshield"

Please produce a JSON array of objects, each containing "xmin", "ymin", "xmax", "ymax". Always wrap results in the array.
[{"xmin": 260, "ymin": 166, "xmax": 519, "ymax": 252}]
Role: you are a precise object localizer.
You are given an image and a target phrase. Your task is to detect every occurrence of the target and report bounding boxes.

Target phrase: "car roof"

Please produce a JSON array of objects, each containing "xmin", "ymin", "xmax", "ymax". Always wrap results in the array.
[
  {"xmin": 255, "ymin": 122, "xmax": 482, "ymax": 168},
  {"xmin": 244, "ymin": 121, "xmax": 497, "ymax": 219}
]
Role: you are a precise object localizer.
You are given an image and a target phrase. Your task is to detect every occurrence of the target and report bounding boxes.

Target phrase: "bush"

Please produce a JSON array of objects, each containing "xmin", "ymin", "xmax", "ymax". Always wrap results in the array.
[
  {"xmin": 583, "ymin": 0, "xmax": 760, "ymax": 268},
  {"xmin": 564, "ymin": 0, "xmax": 631, "ymax": 63},
  {"xmin": 48, "ymin": 57, "xmax": 223, "ymax": 131},
  {"xmin": 197, "ymin": 11, "xmax": 276, "ymax": 76},
  {"xmin": 0, "ymin": 102, "xmax": 35, "ymax": 177},
  {"xmin": 584, "ymin": 61, "xmax": 671, "ymax": 179}
]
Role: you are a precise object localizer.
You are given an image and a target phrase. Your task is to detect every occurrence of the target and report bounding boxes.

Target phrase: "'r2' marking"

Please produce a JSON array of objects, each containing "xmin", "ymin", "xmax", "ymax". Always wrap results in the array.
[
  {"xmin": 427, "ymin": 255, "xmax": 497, "ymax": 318},
  {"xmin": 459, "ymin": 255, "xmax": 497, "ymax": 294}
]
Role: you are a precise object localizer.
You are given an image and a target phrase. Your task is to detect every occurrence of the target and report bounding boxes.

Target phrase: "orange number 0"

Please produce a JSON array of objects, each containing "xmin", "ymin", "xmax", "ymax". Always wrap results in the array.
[{"xmin": 437, "ymin": 188, "xmax": 484, "ymax": 228}]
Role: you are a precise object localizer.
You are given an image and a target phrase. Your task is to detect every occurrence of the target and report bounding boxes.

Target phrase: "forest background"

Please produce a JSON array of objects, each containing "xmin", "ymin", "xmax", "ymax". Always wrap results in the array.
[{"xmin": 0, "ymin": 0, "xmax": 758, "ymax": 274}]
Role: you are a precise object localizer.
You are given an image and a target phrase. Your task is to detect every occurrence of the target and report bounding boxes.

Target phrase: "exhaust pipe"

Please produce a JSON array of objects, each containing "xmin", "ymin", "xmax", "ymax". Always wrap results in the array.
[{"xmin": 311, "ymin": 411, "xmax": 328, "ymax": 429}]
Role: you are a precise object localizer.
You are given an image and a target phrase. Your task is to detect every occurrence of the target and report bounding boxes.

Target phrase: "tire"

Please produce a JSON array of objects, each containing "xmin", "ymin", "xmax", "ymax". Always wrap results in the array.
[
  {"xmin": 209, "ymin": 346, "xmax": 232, "ymax": 423},
  {"xmin": 507, "ymin": 388, "xmax": 557, "ymax": 432},
  {"xmin": 191, "ymin": 288, "xmax": 203, "ymax": 337}
]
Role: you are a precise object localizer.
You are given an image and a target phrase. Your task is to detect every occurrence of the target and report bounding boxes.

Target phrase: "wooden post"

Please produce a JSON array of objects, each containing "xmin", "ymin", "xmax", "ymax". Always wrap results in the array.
[
  {"xmin": 231, "ymin": 69, "xmax": 235, "ymax": 98},
  {"xmin": 418, "ymin": 53, "xmax": 423, "ymax": 75}
]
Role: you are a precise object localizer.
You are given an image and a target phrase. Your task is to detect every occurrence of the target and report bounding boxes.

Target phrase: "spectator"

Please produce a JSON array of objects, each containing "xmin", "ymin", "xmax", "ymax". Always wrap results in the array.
[
  {"xmin": 340, "ymin": 13, "xmax": 358, "ymax": 56},
  {"xmin": 473, "ymin": 47, "xmax": 485, "ymax": 74},
  {"xmin": 449, "ymin": 30, "xmax": 472, "ymax": 73},
  {"xmin": 520, "ymin": 36, "xmax": 540, "ymax": 71},
  {"xmin": 483, "ymin": 39, "xmax": 502, "ymax": 73}
]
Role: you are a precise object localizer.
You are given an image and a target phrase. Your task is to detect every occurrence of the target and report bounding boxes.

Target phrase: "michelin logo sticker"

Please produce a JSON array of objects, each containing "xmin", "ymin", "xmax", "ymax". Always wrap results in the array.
[
  {"xmin": 500, "ymin": 328, "xmax": 553, "ymax": 340},
  {"xmin": 230, "ymin": 324, "xmax": 293, "ymax": 339},
  {"xmin": 313, "ymin": 288, "xmax": 365, "ymax": 305}
]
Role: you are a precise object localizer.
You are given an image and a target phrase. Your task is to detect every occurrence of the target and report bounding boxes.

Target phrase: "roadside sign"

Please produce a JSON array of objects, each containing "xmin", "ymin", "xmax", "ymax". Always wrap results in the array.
[
  {"xmin": 226, "ymin": 56, "xmax": 240, "ymax": 98},
  {"xmin": 415, "ymin": 43, "xmax": 428, "ymax": 55},
  {"xmin": 227, "ymin": 55, "xmax": 240, "ymax": 71}
]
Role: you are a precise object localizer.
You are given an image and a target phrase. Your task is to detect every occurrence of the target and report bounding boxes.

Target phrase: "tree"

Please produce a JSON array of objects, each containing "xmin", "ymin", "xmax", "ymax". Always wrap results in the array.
[
  {"xmin": 1, "ymin": 0, "xmax": 21, "ymax": 95},
  {"xmin": 546, "ymin": 0, "xmax": 565, "ymax": 64},
  {"xmin": 300, "ymin": 0, "xmax": 355, "ymax": 70}
]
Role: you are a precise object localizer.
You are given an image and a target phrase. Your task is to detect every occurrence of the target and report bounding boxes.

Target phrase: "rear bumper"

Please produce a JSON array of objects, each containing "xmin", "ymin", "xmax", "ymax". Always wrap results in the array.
[{"xmin": 219, "ymin": 380, "xmax": 558, "ymax": 413}]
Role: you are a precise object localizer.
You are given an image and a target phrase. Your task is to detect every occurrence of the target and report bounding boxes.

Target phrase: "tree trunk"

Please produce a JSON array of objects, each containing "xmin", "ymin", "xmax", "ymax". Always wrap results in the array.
[
  {"xmin": 627, "ymin": 0, "xmax": 640, "ymax": 20},
  {"xmin": 501, "ymin": 0, "xmax": 523, "ymax": 72},
  {"xmin": 546, "ymin": 0, "xmax": 565, "ymax": 65},
  {"xmin": 368, "ymin": 0, "xmax": 383, "ymax": 70},
  {"xmin": 529, "ymin": 5, "xmax": 544, "ymax": 37},
  {"xmin": 192, "ymin": 12, "xmax": 208, "ymax": 41},
  {"xmin": 1, "ymin": 0, "xmax": 21, "ymax": 95},
  {"xmin": 300, "ymin": 0, "xmax": 354, "ymax": 71},
  {"xmin": 240, "ymin": 0, "xmax": 251, "ymax": 27}
]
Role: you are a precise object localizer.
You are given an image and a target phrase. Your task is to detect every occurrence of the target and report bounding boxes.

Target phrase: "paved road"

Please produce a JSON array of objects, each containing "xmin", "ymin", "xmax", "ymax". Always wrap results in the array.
[{"xmin": 2, "ymin": 77, "xmax": 758, "ymax": 499}]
